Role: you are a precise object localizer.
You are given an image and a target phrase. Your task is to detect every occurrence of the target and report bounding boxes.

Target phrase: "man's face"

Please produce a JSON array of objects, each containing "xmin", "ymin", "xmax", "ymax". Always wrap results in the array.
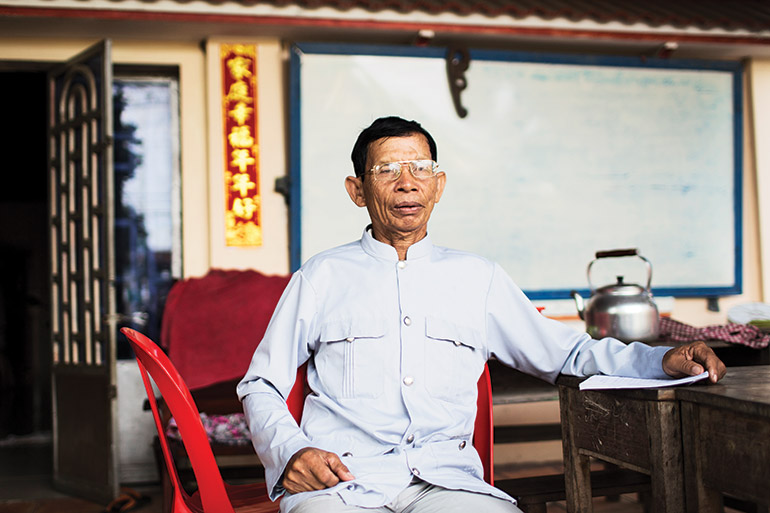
[{"xmin": 345, "ymin": 133, "xmax": 446, "ymax": 246}]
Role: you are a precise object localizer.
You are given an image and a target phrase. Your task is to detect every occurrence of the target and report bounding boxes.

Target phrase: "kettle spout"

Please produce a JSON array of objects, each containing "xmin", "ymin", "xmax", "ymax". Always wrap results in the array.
[{"xmin": 570, "ymin": 290, "xmax": 586, "ymax": 320}]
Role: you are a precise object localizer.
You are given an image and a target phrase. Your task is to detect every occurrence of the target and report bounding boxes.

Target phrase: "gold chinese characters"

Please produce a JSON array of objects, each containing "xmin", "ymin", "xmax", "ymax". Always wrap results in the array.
[{"xmin": 221, "ymin": 44, "xmax": 262, "ymax": 246}]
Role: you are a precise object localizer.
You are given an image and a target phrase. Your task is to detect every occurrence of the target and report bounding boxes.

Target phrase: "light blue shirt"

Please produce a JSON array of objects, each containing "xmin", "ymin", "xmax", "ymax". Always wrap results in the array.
[{"xmin": 237, "ymin": 228, "xmax": 671, "ymax": 511}]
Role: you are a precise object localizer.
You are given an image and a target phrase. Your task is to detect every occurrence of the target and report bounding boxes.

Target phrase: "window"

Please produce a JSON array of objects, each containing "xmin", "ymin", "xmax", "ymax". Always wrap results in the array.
[{"xmin": 113, "ymin": 75, "xmax": 181, "ymax": 358}]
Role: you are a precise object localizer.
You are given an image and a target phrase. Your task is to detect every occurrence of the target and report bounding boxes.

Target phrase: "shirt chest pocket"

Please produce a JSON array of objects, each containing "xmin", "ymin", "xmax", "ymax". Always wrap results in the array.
[
  {"xmin": 424, "ymin": 317, "xmax": 485, "ymax": 401},
  {"xmin": 315, "ymin": 318, "xmax": 386, "ymax": 399}
]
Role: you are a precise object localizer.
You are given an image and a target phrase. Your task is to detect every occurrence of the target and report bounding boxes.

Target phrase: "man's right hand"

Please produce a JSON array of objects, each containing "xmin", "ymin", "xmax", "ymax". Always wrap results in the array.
[{"xmin": 282, "ymin": 447, "xmax": 355, "ymax": 494}]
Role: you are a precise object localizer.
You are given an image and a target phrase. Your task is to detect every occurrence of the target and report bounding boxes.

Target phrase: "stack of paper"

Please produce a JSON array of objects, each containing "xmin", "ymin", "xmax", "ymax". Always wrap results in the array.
[{"xmin": 579, "ymin": 371, "xmax": 709, "ymax": 390}]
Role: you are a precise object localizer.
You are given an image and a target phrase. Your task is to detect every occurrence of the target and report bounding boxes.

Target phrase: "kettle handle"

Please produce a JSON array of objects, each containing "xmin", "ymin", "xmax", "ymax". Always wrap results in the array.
[
  {"xmin": 587, "ymin": 248, "xmax": 653, "ymax": 292},
  {"xmin": 595, "ymin": 248, "xmax": 638, "ymax": 259}
]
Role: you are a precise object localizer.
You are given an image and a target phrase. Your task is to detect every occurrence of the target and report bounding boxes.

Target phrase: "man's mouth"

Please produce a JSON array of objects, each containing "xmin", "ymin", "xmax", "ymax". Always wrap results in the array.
[{"xmin": 393, "ymin": 202, "xmax": 422, "ymax": 214}]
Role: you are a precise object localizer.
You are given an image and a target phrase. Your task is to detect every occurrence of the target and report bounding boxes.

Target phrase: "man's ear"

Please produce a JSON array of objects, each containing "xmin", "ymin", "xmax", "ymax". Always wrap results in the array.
[
  {"xmin": 434, "ymin": 171, "xmax": 447, "ymax": 203},
  {"xmin": 345, "ymin": 176, "xmax": 367, "ymax": 207}
]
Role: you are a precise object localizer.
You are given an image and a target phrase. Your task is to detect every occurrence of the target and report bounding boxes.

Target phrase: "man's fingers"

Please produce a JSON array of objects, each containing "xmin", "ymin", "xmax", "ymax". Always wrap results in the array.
[
  {"xmin": 692, "ymin": 343, "xmax": 727, "ymax": 382},
  {"xmin": 662, "ymin": 345, "xmax": 692, "ymax": 378},
  {"xmin": 681, "ymin": 358, "xmax": 704, "ymax": 377},
  {"xmin": 287, "ymin": 450, "xmax": 338, "ymax": 490},
  {"xmin": 662, "ymin": 341, "xmax": 727, "ymax": 383},
  {"xmin": 327, "ymin": 454, "xmax": 355, "ymax": 482},
  {"xmin": 282, "ymin": 448, "xmax": 355, "ymax": 494},
  {"xmin": 315, "ymin": 455, "xmax": 344, "ymax": 487}
]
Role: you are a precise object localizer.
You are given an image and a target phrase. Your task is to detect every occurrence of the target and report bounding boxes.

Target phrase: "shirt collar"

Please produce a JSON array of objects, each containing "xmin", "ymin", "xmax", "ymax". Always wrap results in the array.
[{"xmin": 360, "ymin": 225, "xmax": 434, "ymax": 261}]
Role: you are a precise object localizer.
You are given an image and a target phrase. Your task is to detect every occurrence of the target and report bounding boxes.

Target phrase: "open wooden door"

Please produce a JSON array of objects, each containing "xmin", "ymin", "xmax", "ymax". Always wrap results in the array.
[{"xmin": 48, "ymin": 40, "xmax": 118, "ymax": 504}]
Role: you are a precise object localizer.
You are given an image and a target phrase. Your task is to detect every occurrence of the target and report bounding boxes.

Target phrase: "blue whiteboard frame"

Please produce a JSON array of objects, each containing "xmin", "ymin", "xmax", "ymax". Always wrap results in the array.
[{"xmin": 289, "ymin": 42, "xmax": 743, "ymax": 300}]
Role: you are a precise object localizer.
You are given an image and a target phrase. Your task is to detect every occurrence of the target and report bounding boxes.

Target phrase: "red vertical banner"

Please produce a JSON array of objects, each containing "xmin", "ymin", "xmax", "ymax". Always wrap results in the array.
[{"xmin": 221, "ymin": 44, "xmax": 262, "ymax": 246}]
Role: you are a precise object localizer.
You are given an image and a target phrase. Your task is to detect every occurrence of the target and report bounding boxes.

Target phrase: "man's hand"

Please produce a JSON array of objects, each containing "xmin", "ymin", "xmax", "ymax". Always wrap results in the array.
[
  {"xmin": 282, "ymin": 447, "xmax": 355, "ymax": 494},
  {"xmin": 662, "ymin": 341, "xmax": 727, "ymax": 384}
]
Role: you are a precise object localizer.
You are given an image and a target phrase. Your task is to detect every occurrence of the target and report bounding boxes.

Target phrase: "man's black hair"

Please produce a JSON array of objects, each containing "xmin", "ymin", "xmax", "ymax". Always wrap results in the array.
[{"xmin": 350, "ymin": 116, "xmax": 438, "ymax": 178}]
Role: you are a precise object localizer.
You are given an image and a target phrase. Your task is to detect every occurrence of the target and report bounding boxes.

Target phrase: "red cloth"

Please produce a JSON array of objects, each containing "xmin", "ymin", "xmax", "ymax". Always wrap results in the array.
[
  {"xmin": 161, "ymin": 269, "xmax": 291, "ymax": 390},
  {"xmin": 659, "ymin": 317, "xmax": 770, "ymax": 349}
]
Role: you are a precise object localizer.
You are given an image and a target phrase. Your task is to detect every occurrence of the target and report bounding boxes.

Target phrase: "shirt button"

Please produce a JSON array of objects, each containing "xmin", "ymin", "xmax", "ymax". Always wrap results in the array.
[
  {"xmin": 403, "ymin": 376, "xmax": 414, "ymax": 386},
  {"xmin": 398, "ymin": 261, "xmax": 406, "ymax": 269},
  {"xmin": 403, "ymin": 316, "xmax": 412, "ymax": 326},
  {"xmin": 458, "ymin": 440, "xmax": 467, "ymax": 450},
  {"xmin": 406, "ymin": 434, "xmax": 414, "ymax": 443},
  {"xmin": 454, "ymin": 340, "xmax": 461, "ymax": 346},
  {"xmin": 342, "ymin": 452, "xmax": 352, "ymax": 457},
  {"xmin": 411, "ymin": 468, "xmax": 420, "ymax": 476},
  {"xmin": 346, "ymin": 337, "xmax": 354, "ymax": 342}
]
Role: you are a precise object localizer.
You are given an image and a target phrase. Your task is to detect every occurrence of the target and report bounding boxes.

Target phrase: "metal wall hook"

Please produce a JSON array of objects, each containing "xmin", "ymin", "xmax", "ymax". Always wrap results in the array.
[{"xmin": 446, "ymin": 47, "xmax": 470, "ymax": 118}]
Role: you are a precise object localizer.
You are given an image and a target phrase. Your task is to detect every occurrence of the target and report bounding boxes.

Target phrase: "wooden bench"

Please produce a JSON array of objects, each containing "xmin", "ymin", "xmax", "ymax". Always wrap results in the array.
[
  {"xmin": 496, "ymin": 468, "xmax": 651, "ymax": 513},
  {"xmin": 488, "ymin": 360, "xmax": 562, "ymax": 445}
]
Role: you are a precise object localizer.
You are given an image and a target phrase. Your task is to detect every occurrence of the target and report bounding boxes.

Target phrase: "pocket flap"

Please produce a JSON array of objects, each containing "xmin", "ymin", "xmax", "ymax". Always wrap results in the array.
[
  {"xmin": 425, "ymin": 317, "xmax": 482, "ymax": 350},
  {"xmin": 319, "ymin": 317, "xmax": 386, "ymax": 343}
]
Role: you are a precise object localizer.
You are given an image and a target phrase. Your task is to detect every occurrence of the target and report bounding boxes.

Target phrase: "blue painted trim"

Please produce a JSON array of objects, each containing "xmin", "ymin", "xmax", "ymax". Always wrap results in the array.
[
  {"xmin": 733, "ymin": 66, "xmax": 744, "ymax": 296},
  {"xmin": 469, "ymin": 47, "xmax": 744, "ymax": 73},
  {"xmin": 289, "ymin": 43, "xmax": 744, "ymax": 298},
  {"xmin": 289, "ymin": 45, "xmax": 303, "ymax": 272},
  {"xmin": 293, "ymin": 42, "xmax": 447, "ymax": 59},
  {"xmin": 527, "ymin": 285, "xmax": 742, "ymax": 302}
]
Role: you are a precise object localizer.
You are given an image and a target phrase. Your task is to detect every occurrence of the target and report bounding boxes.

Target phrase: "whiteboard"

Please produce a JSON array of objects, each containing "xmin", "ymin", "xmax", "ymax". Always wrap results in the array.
[{"xmin": 289, "ymin": 44, "xmax": 743, "ymax": 299}]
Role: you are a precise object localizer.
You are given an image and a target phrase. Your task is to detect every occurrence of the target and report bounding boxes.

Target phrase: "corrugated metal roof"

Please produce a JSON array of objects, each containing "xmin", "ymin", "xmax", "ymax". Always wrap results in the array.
[{"xmin": 209, "ymin": 0, "xmax": 770, "ymax": 33}]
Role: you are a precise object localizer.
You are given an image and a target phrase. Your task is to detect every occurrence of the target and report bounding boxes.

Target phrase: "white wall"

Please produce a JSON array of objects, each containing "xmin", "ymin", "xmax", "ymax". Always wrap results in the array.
[
  {"xmin": 749, "ymin": 59, "xmax": 770, "ymax": 303},
  {"xmin": 116, "ymin": 361, "xmax": 159, "ymax": 483}
]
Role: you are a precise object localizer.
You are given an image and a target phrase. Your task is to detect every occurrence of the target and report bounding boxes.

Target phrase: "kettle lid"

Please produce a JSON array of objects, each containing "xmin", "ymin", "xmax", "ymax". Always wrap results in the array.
[{"xmin": 595, "ymin": 276, "xmax": 646, "ymax": 296}]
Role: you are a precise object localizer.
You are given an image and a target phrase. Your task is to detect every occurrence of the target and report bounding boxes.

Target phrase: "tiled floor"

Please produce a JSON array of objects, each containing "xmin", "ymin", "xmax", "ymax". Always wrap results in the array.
[{"xmin": 0, "ymin": 433, "xmax": 161, "ymax": 513}]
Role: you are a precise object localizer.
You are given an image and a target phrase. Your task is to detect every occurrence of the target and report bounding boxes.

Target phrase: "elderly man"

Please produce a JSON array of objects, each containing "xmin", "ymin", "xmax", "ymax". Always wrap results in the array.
[{"xmin": 237, "ymin": 116, "xmax": 726, "ymax": 513}]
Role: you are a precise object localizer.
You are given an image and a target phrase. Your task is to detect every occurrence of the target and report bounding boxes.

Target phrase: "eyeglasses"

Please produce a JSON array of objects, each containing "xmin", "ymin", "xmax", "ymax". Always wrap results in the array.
[{"xmin": 366, "ymin": 160, "xmax": 439, "ymax": 182}]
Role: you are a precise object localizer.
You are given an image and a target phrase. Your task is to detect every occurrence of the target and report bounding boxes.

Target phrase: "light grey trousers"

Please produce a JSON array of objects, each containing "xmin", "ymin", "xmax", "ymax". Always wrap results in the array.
[{"xmin": 285, "ymin": 480, "xmax": 523, "ymax": 513}]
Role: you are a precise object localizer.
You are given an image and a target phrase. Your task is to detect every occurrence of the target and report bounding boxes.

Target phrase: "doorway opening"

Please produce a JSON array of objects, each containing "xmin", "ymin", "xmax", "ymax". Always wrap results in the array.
[{"xmin": 0, "ymin": 70, "xmax": 50, "ymax": 440}]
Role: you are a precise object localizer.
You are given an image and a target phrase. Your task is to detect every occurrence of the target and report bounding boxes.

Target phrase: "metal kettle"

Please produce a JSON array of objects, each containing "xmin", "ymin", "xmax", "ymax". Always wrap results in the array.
[{"xmin": 571, "ymin": 248, "xmax": 660, "ymax": 343}]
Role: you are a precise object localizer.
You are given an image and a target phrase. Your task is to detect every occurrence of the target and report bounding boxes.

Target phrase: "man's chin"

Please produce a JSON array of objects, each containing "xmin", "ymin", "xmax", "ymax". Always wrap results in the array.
[
  {"xmin": 374, "ymin": 222, "xmax": 427, "ymax": 238},
  {"xmin": 394, "ymin": 225, "xmax": 429, "ymax": 239}
]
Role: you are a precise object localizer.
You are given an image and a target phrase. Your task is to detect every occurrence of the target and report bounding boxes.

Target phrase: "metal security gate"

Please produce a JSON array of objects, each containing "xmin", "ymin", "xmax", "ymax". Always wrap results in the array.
[{"xmin": 48, "ymin": 40, "xmax": 118, "ymax": 504}]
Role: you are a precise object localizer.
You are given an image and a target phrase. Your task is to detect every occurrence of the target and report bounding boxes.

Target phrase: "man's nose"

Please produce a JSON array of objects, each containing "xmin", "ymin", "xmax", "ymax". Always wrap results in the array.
[{"xmin": 395, "ymin": 164, "xmax": 418, "ymax": 190}]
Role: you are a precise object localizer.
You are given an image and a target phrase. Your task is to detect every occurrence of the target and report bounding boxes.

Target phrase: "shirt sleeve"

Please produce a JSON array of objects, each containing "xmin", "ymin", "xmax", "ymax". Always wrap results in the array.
[
  {"xmin": 236, "ymin": 271, "xmax": 317, "ymax": 500},
  {"xmin": 484, "ymin": 263, "xmax": 671, "ymax": 383}
]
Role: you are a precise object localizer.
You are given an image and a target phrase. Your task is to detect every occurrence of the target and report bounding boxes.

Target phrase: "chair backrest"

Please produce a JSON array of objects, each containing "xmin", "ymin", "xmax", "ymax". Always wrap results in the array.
[
  {"xmin": 474, "ymin": 364, "xmax": 494, "ymax": 486},
  {"xmin": 123, "ymin": 327, "xmax": 236, "ymax": 513}
]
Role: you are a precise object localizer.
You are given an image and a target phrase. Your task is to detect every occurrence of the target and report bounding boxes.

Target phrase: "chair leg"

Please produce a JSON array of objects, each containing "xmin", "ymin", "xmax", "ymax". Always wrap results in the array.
[{"xmin": 153, "ymin": 436, "xmax": 174, "ymax": 513}]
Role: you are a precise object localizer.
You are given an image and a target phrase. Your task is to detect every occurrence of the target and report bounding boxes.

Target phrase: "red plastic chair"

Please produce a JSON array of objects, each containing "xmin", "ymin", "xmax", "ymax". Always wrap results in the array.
[
  {"xmin": 122, "ymin": 327, "xmax": 495, "ymax": 513},
  {"xmin": 123, "ymin": 327, "xmax": 300, "ymax": 512},
  {"xmin": 475, "ymin": 363, "xmax": 495, "ymax": 486}
]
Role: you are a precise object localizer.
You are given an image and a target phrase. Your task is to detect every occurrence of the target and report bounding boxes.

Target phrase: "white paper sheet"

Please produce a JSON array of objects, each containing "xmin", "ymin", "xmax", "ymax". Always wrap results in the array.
[{"xmin": 578, "ymin": 371, "xmax": 709, "ymax": 391}]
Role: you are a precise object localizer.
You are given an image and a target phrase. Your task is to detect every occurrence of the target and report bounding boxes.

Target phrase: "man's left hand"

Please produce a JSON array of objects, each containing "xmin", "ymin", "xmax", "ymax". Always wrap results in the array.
[{"xmin": 662, "ymin": 341, "xmax": 727, "ymax": 383}]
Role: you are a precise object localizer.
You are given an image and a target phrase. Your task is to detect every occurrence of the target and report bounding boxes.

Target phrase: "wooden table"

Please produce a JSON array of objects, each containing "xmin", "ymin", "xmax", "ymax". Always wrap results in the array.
[
  {"xmin": 677, "ymin": 366, "xmax": 770, "ymax": 513},
  {"xmin": 557, "ymin": 374, "xmax": 684, "ymax": 513}
]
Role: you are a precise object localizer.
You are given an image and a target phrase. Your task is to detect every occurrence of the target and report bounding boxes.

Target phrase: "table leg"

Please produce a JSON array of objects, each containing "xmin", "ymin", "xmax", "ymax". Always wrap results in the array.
[
  {"xmin": 681, "ymin": 401, "xmax": 733, "ymax": 513},
  {"xmin": 644, "ymin": 400, "xmax": 686, "ymax": 512},
  {"xmin": 559, "ymin": 386, "xmax": 593, "ymax": 513}
]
